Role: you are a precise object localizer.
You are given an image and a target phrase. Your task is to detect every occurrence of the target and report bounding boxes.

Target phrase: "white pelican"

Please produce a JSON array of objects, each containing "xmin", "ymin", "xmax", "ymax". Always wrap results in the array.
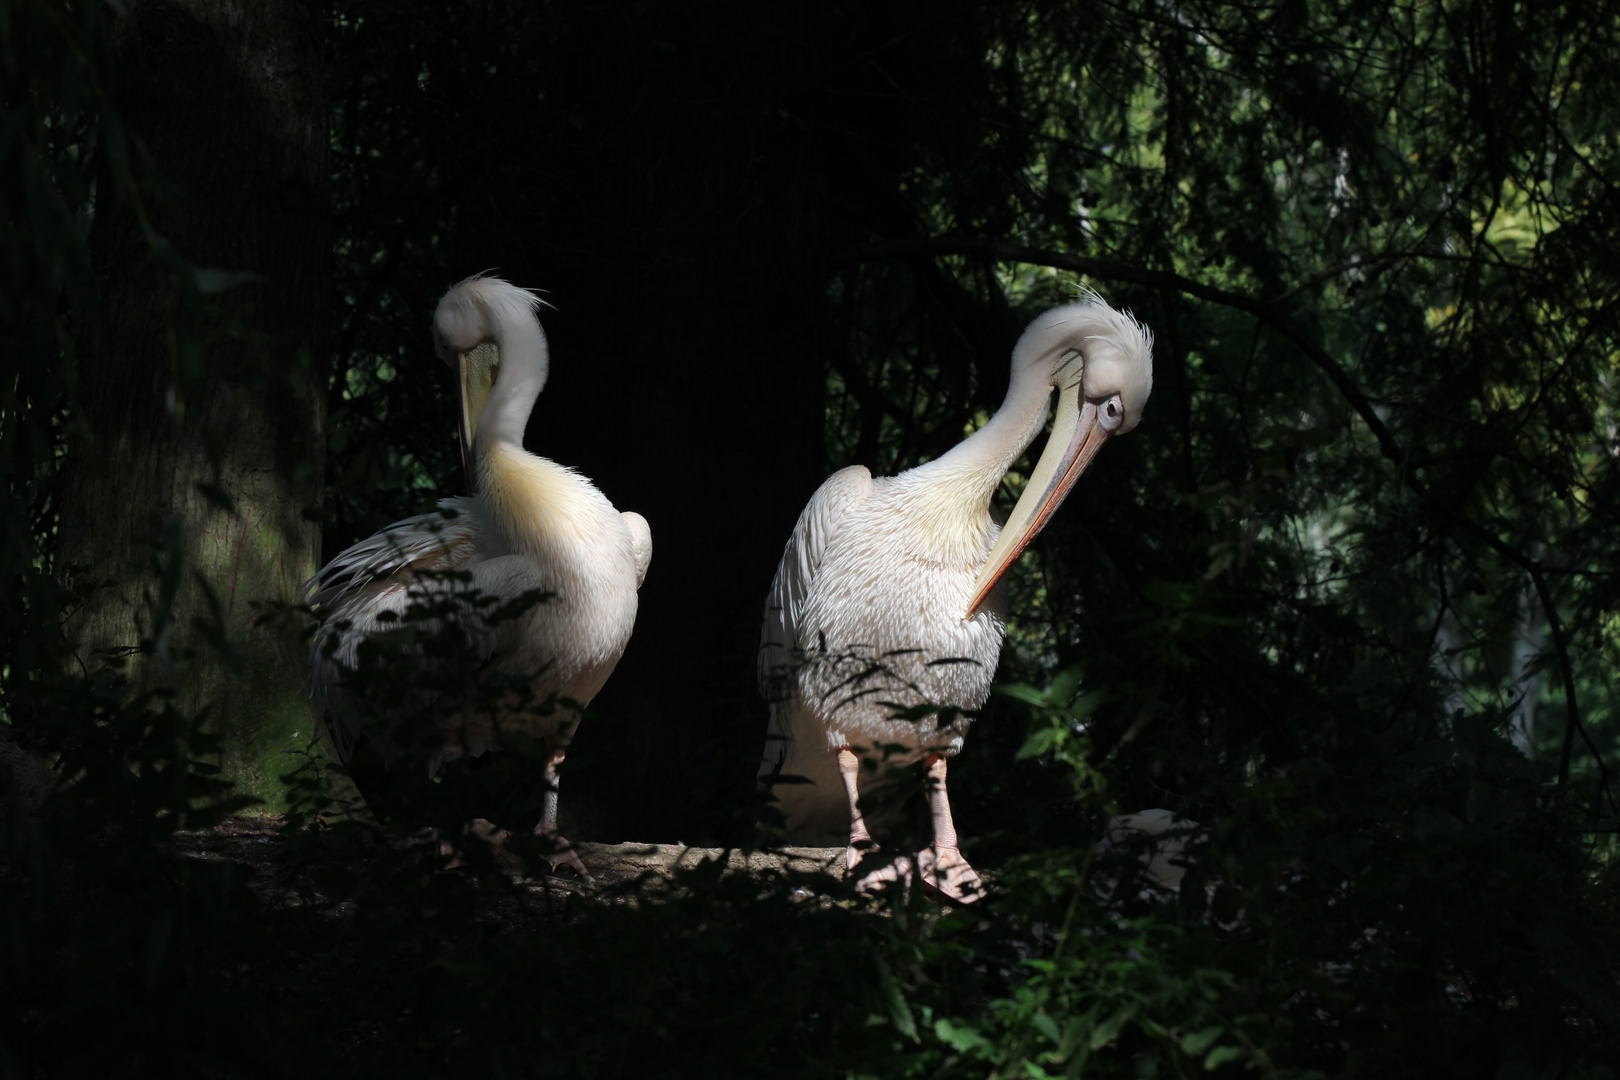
[
  {"xmin": 758, "ymin": 295, "xmax": 1152, "ymax": 901},
  {"xmin": 307, "ymin": 276, "xmax": 651, "ymax": 874}
]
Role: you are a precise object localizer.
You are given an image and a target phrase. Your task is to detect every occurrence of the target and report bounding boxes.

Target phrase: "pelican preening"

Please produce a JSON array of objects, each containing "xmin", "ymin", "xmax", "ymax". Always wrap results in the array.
[
  {"xmin": 758, "ymin": 296, "xmax": 1153, "ymax": 902},
  {"xmin": 307, "ymin": 276, "xmax": 651, "ymax": 874}
]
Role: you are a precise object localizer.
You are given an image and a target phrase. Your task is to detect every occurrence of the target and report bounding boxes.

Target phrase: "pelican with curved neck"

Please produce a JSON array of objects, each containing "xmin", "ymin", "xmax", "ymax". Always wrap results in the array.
[
  {"xmin": 757, "ymin": 294, "xmax": 1152, "ymax": 902},
  {"xmin": 309, "ymin": 275, "xmax": 652, "ymax": 879}
]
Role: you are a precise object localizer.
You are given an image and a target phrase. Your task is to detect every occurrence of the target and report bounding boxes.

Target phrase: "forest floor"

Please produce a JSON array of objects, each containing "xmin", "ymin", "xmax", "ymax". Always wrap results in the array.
[
  {"xmin": 159, "ymin": 816, "xmax": 861, "ymax": 1063},
  {"xmin": 168, "ymin": 814, "xmax": 851, "ymax": 905}
]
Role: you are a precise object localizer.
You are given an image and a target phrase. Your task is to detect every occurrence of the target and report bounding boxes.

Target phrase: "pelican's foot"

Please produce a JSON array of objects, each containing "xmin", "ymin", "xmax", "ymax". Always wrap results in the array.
[
  {"xmin": 439, "ymin": 818, "xmax": 513, "ymax": 868},
  {"xmin": 853, "ymin": 854, "xmax": 915, "ymax": 897},
  {"xmin": 844, "ymin": 839, "xmax": 881, "ymax": 878},
  {"xmin": 918, "ymin": 844, "xmax": 985, "ymax": 904},
  {"xmin": 535, "ymin": 826, "xmax": 593, "ymax": 881},
  {"xmin": 469, "ymin": 817, "xmax": 510, "ymax": 844}
]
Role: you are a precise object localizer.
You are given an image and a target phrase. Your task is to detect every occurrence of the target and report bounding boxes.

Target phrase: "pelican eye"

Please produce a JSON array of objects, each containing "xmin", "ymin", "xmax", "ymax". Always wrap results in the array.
[{"xmin": 1097, "ymin": 394, "xmax": 1125, "ymax": 433}]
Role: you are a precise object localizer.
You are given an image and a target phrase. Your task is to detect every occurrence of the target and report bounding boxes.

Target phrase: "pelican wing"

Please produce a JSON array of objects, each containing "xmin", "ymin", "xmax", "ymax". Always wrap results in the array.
[
  {"xmin": 303, "ymin": 498, "xmax": 481, "ymax": 609},
  {"xmin": 306, "ymin": 497, "xmax": 483, "ymax": 759},
  {"xmin": 758, "ymin": 466, "xmax": 874, "ymax": 772}
]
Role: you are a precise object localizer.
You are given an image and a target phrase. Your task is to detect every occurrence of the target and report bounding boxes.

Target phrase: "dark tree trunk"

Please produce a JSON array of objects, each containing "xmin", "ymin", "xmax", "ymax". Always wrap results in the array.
[
  {"xmin": 527, "ymin": 6, "xmax": 833, "ymax": 841},
  {"xmin": 58, "ymin": 0, "xmax": 332, "ymax": 808}
]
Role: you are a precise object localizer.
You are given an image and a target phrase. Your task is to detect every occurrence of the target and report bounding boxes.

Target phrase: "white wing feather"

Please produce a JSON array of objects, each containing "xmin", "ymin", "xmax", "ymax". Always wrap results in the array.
[
  {"xmin": 757, "ymin": 466, "xmax": 875, "ymax": 776},
  {"xmin": 304, "ymin": 497, "xmax": 481, "ymax": 609}
]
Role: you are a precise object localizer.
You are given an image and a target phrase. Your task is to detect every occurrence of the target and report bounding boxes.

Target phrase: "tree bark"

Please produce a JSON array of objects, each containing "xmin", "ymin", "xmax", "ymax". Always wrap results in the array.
[{"xmin": 57, "ymin": 0, "xmax": 332, "ymax": 809}]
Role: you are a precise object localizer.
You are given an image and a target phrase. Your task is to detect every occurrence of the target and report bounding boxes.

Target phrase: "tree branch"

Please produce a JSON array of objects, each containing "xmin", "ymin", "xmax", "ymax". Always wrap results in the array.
[{"xmin": 833, "ymin": 236, "xmax": 1411, "ymax": 465}]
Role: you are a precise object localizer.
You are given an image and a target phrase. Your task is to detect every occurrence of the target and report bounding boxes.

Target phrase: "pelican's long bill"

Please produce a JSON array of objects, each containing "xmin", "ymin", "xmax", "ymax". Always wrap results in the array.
[
  {"xmin": 456, "ymin": 340, "xmax": 501, "ymax": 494},
  {"xmin": 965, "ymin": 383, "xmax": 1110, "ymax": 619}
]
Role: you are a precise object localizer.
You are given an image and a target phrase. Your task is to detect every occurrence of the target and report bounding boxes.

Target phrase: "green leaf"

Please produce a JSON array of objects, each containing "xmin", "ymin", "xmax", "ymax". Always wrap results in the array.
[
  {"xmin": 1017, "ymin": 725, "xmax": 1064, "ymax": 760},
  {"xmin": 934, "ymin": 1018, "xmax": 992, "ymax": 1056},
  {"xmin": 875, "ymin": 956, "xmax": 917, "ymax": 1041},
  {"xmin": 1069, "ymin": 689, "xmax": 1107, "ymax": 720},
  {"xmin": 1204, "ymin": 1045, "xmax": 1243, "ymax": 1071},
  {"xmin": 1180, "ymin": 1026, "xmax": 1224, "ymax": 1056},
  {"xmin": 1090, "ymin": 1003, "xmax": 1138, "ymax": 1050},
  {"xmin": 997, "ymin": 683, "xmax": 1050, "ymax": 707},
  {"xmin": 1048, "ymin": 666, "xmax": 1083, "ymax": 705},
  {"xmin": 1054, "ymin": 1012, "xmax": 1094, "ymax": 1065}
]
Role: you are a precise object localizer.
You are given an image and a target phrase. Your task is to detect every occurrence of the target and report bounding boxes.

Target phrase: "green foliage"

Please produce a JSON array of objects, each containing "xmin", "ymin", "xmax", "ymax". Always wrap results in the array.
[{"xmin": 912, "ymin": 667, "xmax": 1620, "ymax": 1078}]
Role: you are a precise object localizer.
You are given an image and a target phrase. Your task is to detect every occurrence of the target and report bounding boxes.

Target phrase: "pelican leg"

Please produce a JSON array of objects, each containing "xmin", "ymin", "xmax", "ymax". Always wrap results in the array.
[
  {"xmin": 916, "ymin": 754, "xmax": 984, "ymax": 903},
  {"xmin": 845, "ymin": 746, "xmax": 921, "ymax": 896},
  {"xmin": 838, "ymin": 747, "xmax": 879, "ymax": 875},
  {"xmin": 534, "ymin": 743, "xmax": 592, "ymax": 880}
]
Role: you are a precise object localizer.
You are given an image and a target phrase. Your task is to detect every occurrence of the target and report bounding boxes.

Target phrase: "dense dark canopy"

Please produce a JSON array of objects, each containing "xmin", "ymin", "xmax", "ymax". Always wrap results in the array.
[{"xmin": 5, "ymin": 0, "xmax": 1620, "ymax": 1076}]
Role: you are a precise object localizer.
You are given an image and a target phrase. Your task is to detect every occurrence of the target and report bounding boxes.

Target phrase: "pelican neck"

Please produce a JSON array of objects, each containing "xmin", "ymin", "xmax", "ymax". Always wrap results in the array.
[{"xmin": 915, "ymin": 362, "xmax": 1054, "ymax": 508}]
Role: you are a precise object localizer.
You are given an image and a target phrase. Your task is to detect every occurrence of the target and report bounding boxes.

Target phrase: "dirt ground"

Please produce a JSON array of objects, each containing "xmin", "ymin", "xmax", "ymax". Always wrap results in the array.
[{"xmin": 168, "ymin": 815, "xmax": 850, "ymax": 900}]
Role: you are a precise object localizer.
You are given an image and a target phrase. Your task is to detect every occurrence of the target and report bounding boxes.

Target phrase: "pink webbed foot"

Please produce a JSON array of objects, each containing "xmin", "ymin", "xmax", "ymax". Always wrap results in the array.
[
  {"xmin": 917, "ymin": 844, "xmax": 985, "ymax": 904},
  {"xmin": 853, "ymin": 847, "xmax": 985, "ymax": 903},
  {"xmin": 535, "ymin": 825, "xmax": 593, "ymax": 881},
  {"xmin": 439, "ymin": 818, "xmax": 509, "ymax": 868},
  {"xmin": 845, "ymin": 838, "xmax": 882, "ymax": 877},
  {"xmin": 852, "ymin": 853, "xmax": 916, "ymax": 897}
]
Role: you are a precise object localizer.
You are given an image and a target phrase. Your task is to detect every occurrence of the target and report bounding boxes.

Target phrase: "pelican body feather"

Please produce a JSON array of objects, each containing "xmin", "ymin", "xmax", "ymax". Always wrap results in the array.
[{"xmin": 308, "ymin": 276, "xmax": 650, "ymax": 771}]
